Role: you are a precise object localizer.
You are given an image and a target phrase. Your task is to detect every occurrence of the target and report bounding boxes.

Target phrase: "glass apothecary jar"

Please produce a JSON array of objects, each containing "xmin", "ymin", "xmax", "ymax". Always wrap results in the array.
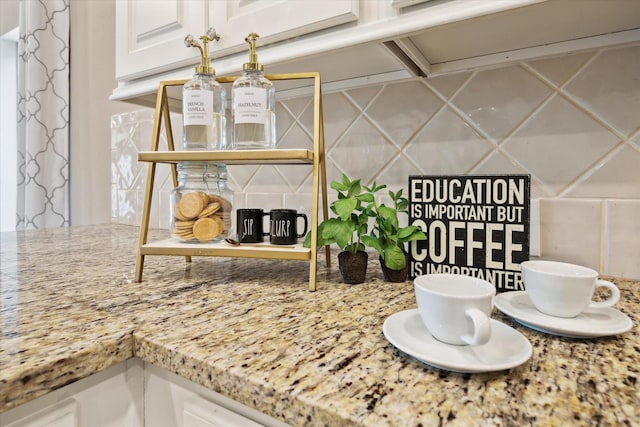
[{"xmin": 170, "ymin": 162, "xmax": 233, "ymax": 242}]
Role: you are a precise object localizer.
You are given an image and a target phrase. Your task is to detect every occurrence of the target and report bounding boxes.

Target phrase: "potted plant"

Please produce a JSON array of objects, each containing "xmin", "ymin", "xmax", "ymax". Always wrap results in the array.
[
  {"xmin": 303, "ymin": 174, "xmax": 375, "ymax": 284},
  {"xmin": 362, "ymin": 186, "xmax": 427, "ymax": 282}
]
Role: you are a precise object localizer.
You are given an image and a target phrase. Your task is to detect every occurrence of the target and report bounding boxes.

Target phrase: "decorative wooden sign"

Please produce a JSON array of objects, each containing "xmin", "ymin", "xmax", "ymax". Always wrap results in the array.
[{"xmin": 408, "ymin": 175, "xmax": 530, "ymax": 292}]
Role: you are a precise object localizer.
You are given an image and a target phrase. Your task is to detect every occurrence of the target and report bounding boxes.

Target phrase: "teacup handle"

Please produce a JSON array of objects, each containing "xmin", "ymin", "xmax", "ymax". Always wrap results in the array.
[
  {"xmin": 461, "ymin": 308, "xmax": 491, "ymax": 346},
  {"xmin": 589, "ymin": 280, "xmax": 620, "ymax": 309}
]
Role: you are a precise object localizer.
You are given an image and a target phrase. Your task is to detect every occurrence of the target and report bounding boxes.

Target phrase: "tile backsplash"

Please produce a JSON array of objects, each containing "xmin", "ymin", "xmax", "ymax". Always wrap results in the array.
[{"xmin": 111, "ymin": 43, "xmax": 640, "ymax": 279}]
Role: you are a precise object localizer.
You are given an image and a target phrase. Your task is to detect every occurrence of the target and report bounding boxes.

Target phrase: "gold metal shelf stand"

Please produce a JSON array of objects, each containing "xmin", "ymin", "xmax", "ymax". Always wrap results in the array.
[{"xmin": 135, "ymin": 73, "xmax": 330, "ymax": 291}]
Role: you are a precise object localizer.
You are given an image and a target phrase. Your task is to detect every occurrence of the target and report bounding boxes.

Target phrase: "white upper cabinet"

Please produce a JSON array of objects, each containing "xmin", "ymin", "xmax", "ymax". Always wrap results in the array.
[
  {"xmin": 116, "ymin": 0, "xmax": 358, "ymax": 82},
  {"xmin": 112, "ymin": 0, "xmax": 640, "ymax": 104},
  {"xmin": 209, "ymin": 0, "xmax": 358, "ymax": 56},
  {"xmin": 116, "ymin": 0, "xmax": 207, "ymax": 80}
]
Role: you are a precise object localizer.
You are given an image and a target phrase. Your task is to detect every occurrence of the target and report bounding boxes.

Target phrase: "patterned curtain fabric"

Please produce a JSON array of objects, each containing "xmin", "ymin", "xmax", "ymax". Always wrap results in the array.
[{"xmin": 16, "ymin": 0, "xmax": 70, "ymax": 229}]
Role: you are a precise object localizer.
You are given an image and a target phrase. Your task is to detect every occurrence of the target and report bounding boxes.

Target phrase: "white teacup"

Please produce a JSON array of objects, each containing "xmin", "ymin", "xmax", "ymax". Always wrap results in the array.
[
  {"xmin": 414, "ymin": 274, "xmax": 496, "ymax": 346},
  {"xmin": 521, "ymin": 260, "xmax": 620, "ymax": 318}
]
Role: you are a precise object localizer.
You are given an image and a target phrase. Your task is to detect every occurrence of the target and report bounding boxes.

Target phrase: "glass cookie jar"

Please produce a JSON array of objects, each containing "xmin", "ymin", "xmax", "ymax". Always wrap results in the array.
[{"xmin": 170, "ymin": 162, "xmax": 233, "ymax": 242}]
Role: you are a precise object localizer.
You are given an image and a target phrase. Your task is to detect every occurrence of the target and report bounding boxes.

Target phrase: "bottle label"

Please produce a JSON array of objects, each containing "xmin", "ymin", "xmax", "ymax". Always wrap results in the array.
[
  {"xmin": 234, "ymin": 88, "xmax": 267, "ymax": 124},
  {"xmin": 183, "ymin": 90, "xmax": 213, "ymax": 126}
]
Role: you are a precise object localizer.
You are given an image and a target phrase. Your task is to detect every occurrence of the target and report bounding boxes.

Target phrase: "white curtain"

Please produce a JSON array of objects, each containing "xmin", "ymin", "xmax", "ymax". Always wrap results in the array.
[{"xmin": 16, "ymin": 0, "xmax": 70, "ymax": 229}]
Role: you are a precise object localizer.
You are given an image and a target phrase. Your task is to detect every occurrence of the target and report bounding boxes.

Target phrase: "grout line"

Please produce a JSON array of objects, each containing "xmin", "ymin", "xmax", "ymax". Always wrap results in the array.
[
  {"xmin": 287, "ymin": 97, "xmax": 315, "ymax": 192},
  {"xmin": 627, "ymin": 125, "xmax": 640, "ymax": 143},
  {"xmin": 388, "ymin": 80, "xmax": 449, "ymax": 175},
  {"xmin": 342, "ymin": 84, "xmax": 411, "ymax": 184},
  {"xmin": 365, "ymin": 81, "xmax": 447, "ymax": 179},
  {"xmin": 556, "ymin": 141, "xmax": 628, "ymax": 198},
  {"xmin": 238, "ymin": 164, "xmax": 264, "ymax": 193},
  {"xmin": 423, "ymin": 71, "xmax": 495, "ymax": 144},
  {"xmin": 329, "ymin": 88, "xmax": 384, "ymax": 179},
  {"xmin": 435, "ymin": 75, "xmax": 548, "ymax": 186},
  {"xmin": 517, "ymin": 57, "xmax": 631, "ymax": 197},
  {"xmin": 523, "ymin": 50, "xmax": 630, "ymax": 143},
  {"xmin": 555, "ymin": 49, "xmax": 600, "ymax": 90},
  {"xmin": 422, "ymin": 69, "xmax": 504, "ymax": 174},
  {"xmin": 523, "ymin": 51, "xmax": 636, "ymax": 198},
  {"xmin": 279, "ymin": 97, "xmax": 314, "ymax": 142}
]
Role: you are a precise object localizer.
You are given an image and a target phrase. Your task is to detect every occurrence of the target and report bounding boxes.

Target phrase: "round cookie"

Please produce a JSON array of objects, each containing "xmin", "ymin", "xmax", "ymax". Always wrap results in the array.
[
  {"xmin": 198, "ymin": 192, "xmax": 210, "ymax": 208},
  {"xmin": 193, "ymin": 217, "xmax": 221, "ymax": 241},
  {"xmin": 173, "ymin": 204, "xmax": 190, "ymax": 221},
  {"xmin": 172, "ymin": 227, "xmax": 195, "ymax": 240},
  {"xmin": 198, "ymin": 202, "xmax": 221, "ymax": 218},
  {"xmin": 209, "ymin": 194, "xmax": 231, "ymax": 214},
  {"xmin": 178, "ymin": 192, "xmax": 205, "ymax": 219},
  {"xmin": 210, "ymin": 215, "xmax": 225, "ymax": 234},
  {"xmin": 176, "ymin": 233, "xmax": 195, "ymax": 241}
]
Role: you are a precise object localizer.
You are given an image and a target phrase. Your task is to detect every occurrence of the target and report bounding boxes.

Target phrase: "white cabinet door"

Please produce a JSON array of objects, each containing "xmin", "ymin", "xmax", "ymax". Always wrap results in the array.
[
  {"xmin": 210, "ymin": 0, "xmax": 359, "ymax": 56},
  {"xmin": 144, "ymin": 363, "xmax": 289, "ymax": 427},
  {"xmin": 183, "ymin": 398, "xmax": 263, "ymax": 427},
  {"xmin": 115, "ymin": 0, "xmax": 207, "ymax": 80},
  {"xmin": 0, "ymin": 360, "xmax": 144, "ymax": 427},
  {"xmin": 3, "ymin": 400, "xmax": 79, "ymax": 427}
]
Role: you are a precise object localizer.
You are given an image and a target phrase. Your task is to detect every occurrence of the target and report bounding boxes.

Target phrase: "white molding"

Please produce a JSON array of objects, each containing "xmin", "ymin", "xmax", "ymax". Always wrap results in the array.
[
  {"xmin": 429, "ymin": 29, "xmax": 640, "ymax": 76},
  {"xmin": 392, "ymin": 0, "xmax": 433, "ymax": 9},
  {"xmin": 392, "ymin": 38, "xmax": 432, "ymax": 76}
]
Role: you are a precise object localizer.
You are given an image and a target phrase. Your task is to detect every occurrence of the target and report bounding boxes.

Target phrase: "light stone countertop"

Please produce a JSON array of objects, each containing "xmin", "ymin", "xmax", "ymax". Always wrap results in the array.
[{"xmin": 1, "ymin": 224, "xmax": 638, "ymax": 426}]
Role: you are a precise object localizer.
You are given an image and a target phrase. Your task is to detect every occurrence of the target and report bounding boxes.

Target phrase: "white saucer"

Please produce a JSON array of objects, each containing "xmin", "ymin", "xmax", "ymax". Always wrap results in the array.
[
  {"xmin": 494, "ymin": 291, "xmax": 633, "ymax": 338},
  {"xmin": 382, "ymin": 309, "xmax": 532, "ymax": 373}
]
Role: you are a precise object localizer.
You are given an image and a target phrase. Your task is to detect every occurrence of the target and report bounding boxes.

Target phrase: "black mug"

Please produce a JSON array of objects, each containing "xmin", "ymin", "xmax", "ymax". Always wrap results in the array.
[
  {"xmin": 236, "ymin": 209, "xmax": 268, "ymax": 243},
  {"xmin": 268, "ymin": 209, "xmax": 308, "ymax": 245}
]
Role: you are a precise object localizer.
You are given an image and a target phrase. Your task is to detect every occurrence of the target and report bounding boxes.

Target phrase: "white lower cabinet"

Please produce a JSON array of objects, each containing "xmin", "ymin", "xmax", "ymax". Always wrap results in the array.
[
  {"xmin": 3, "ymin": 400, "xmax": 79, "ymax": 427},
  {"xmin": 1, "ymin": 359, "xmax": 144, "ymax": 427},
  {"xmin": 144, "ymin": 363, "xmax": 289, "ymax": 427},
  {"xmin": 1, "ymin": 359, "xmax": 289, "ymax": 427}
]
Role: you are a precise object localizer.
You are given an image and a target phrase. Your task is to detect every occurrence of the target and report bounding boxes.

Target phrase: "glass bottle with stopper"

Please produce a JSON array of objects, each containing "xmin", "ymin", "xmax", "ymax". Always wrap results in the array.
[
  {"xmin": 182, "ymin": 28, "xmax": 226, "ymax": 150},
  {"xmin": 231, "ymin": 33, "xmax": 276, "ymax": 149}
]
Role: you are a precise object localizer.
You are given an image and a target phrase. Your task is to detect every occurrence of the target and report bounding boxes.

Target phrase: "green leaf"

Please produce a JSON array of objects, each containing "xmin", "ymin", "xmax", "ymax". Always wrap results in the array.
[
  {"xmin": 331, "ymin": 174, "xmax": 350, "ymax": 192},
  {"xmin": 302, "ymin": 231, "xmax": 313, "ymax": 248},
  {"xmin": 396, "ymin": 198, "xmax": 408, "ymax": 212},
  {"xmin": 331, "ymin": 182, "xmax": 345, "ymax": 192},
  {"xmin": 362, "ymin": 235, "xmax": 383, "ymax": 254},
  {"xmin": 374, "ymin": 183, "xmax": 387, "ymax": 193},
  {"xmin": 357, "ymin": 193, "xmax": 375, "ymax": 203},
  {"xmin": 383, "ymin": 245, "xmax": 406, "ymax": 270},
  {"xmin": 397, "ymin": 226, "xmax": 417, "ymax": 240},
  {"xmin": 347, "ymin": 179, "xmax": 362, "ymax": 198},
  {"xmin": 333, "ymin": 198, "xmax": 358, "ymax": 221},
  {"xmin": 397, "ymin": 226, "xmax": 427, "ymax": 243},
  {"xmin": 377, "ymin": 206, "xmax": 398, "ymax": 229},
  {"xmin": 332, "ymin": 220, "xmax": 354, "ymax": 250}
]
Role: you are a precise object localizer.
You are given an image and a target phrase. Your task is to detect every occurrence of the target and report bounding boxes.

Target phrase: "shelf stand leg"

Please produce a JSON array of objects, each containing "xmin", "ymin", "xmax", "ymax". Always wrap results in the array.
[
  {"xmin": 318, "ymin": 88, "xmax": 331, "ymax": 269},
  {"xmin": 308, "ymin": 72, "xmax": 330, "ymax": 291},
  {"xmin": 161, "ymin": 86, "xmax": 190, "ymax": 265},
  {"xmin": 135, "ymin": 83, "xmax": 167, "ymax": 281}
]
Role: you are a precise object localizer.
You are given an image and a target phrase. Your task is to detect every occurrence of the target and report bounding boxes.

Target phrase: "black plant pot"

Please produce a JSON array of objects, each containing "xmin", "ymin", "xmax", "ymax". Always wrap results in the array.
[
  {"xmin": 338, "ymin": 251, "xmax": 368, "ymax": 284},
  {"xmin": 379, "ymin": 253, "xmax": 409, "ymax": 283}
]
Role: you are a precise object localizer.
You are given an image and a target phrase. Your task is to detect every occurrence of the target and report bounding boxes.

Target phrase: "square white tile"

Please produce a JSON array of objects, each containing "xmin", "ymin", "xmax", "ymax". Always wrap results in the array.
[
  {"xmin": 539, "ymin": 198, "xmax": 602, "ymax": 271},
  {"xmin": 604, "ymin": 200, "xmax": 640, "ymax": 279}
]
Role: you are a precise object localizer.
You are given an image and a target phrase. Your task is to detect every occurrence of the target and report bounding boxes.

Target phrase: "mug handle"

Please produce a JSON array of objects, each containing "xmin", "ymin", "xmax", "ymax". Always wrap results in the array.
[
  {"xmin": 296, "ymin": 213, "xmax": 308, "ymax": 238},
  {"xmin": 461, "ymin": 308, "xmax": 492, "ymax": 346},
  {"xmin": 589, "ymin": 280, "xmax": 620, "ymax": 309}
]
